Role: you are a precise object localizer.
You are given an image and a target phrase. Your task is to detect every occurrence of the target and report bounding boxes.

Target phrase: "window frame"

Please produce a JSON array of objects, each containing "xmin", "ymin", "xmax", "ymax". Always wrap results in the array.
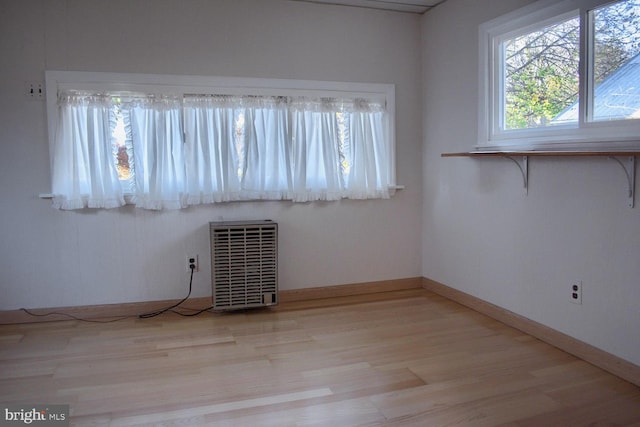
[
  {"xmin": 478, "ymin": 0, "xmax": 640, "ymax": 150},
  {"xmin": 45, "ymin": 70, "xmax": 396, "ymax": 197}
]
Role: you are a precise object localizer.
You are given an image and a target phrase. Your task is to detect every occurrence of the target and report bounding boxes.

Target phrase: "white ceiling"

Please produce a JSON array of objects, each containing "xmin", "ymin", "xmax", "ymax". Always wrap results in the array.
[{"xmin": 289, "ymin": 0, "xmax": 446, "ymax": 14}]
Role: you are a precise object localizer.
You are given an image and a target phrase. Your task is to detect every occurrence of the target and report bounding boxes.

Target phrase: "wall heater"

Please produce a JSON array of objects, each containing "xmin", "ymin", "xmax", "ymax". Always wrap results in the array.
[{"xmin": 209, "ymin": 220, "xmax": 278, "ymax": 310}]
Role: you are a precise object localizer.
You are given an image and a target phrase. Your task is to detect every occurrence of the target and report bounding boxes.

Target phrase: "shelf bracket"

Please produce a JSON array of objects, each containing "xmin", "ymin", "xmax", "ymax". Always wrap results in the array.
[
  {"xmin": 608, "ymin": 156, "xmax": 635, "ymax": 208},
  {"xmin": 505, "ymin": 156, "xmax": 528, "ymax": 194}
]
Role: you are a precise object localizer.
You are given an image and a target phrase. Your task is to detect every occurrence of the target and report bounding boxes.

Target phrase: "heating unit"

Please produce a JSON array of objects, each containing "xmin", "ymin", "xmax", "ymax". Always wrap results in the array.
[{"xmin": 209, "ymin": 220, "xmax": 278, "ymax": 310}]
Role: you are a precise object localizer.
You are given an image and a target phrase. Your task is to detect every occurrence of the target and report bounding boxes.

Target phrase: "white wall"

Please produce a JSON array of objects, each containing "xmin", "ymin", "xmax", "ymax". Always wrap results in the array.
[
  {"xmin": 0, "ymin": 0, "xmax": 423, "ymax": 309},
  {"xmin": 422, "ymin": 0, "xmax": 640, "ymax": 366}
]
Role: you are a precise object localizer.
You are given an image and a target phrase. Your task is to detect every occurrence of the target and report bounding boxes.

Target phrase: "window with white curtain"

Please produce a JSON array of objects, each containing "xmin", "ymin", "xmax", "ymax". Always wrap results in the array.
[{"xmin": 45, "ymin": 71, "xmax": 396, "ymax": 210}]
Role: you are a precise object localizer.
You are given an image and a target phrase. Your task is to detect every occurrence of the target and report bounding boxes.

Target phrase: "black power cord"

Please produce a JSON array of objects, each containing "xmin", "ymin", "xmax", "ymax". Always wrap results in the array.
[
  {"xmin": 19, "ymin": 266, "xmax": 214, "ymax": 323},
  {"xmin": 169, "ymin": 305, "xmax": 215, "ymax": 317},
  {"xmin": 138, "ymin": 266, "xmax": 197, "ymax": 318},
  {"xmin": 19, "ymin": 308, "xmax": 131, "ymax": 323}
]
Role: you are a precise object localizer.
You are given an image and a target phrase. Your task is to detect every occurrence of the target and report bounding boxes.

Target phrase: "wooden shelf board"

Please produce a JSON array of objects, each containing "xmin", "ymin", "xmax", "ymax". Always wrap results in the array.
[{"xmin": 442, "ymin": 150, "xmax": 640, "ymax": 158}]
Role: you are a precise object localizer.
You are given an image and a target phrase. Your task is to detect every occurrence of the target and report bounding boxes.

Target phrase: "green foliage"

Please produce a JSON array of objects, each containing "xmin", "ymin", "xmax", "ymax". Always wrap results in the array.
[
  {"xmin": 506, "ymin": 65, "xmax": 579, "ymax": 129},
  {"xmin": 504, "ymin": 17, "xmax": 580, "ymax": 129}
]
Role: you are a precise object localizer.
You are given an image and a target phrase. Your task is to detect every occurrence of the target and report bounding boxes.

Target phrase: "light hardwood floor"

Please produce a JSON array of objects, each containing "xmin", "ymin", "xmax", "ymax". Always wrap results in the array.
[{"xmin": 1, "ymin": 289, "xmax": 639, "ymax": 426}]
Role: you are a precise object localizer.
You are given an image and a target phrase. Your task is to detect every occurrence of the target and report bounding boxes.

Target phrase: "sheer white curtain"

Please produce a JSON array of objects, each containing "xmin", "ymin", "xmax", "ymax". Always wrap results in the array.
[
  {"xmin": 124, "ymin": 97, "xmax": 185, "ymax": 210},
  {"xmin": 243, "ymin": 97, "xmax": 293, "ymax": 199},
  {"xmin": 51, "ymin": 93, "xmax": 125, "ymax": 209},
  {"xmin": 344, "ymin": 100, "xmax": 390, "ymax": 199},
  {"xmin": 291, "ymin": 99, "xmax": 344, "ymax": 201},
  {"xmin": 184, "ymin": 96, "xmax": 294, "ymax": 202},
  {"xmin": 183, "ymin": 96, "xmax": 242, "ymax": 204},
  {"xmin": 51, "ymin": 92, "xmax": 391, "ymax": 210}
]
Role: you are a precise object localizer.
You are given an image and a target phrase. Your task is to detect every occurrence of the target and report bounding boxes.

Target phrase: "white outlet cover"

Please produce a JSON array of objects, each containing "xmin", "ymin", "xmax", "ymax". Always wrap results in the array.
[
  {"xmin": 186, "ymin": 255, "xmax": 199, "ymax": 272},
  {"xmin": 570, "ymin": 281, "xmax": 582, "ymax": 304}
]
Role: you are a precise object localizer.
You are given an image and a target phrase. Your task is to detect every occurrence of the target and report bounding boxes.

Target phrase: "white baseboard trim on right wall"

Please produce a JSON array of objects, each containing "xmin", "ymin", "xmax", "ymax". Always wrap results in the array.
[{"xmin": 422, "ymin": 277, "xmax": 640, "ymax": 387}]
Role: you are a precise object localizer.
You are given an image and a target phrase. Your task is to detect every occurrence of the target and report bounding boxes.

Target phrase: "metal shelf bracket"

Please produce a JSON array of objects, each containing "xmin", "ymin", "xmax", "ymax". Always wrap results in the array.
[
  {"xmin": 505, "ymin": 156, "xmax": 528, "ymax": 194},
  {"xmin": 442, "ymin": 151, "xmax": 639, "ymax": 207},
  {"xmin": 608, "ymin": 156, "xmax": 635, "ymax": 208}
]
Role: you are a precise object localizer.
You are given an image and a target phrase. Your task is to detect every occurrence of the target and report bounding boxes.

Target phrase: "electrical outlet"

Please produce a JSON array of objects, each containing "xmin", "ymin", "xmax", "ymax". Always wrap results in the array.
[
  {"xmin": 570, "ymin": 281, "xmax": 582, "ymax": 304},
  {"xmin": 25, "ymin": 81, "xmax": 44, "ymax": 100},
  {"xmin": 186, "ymin": 255, "xmax": 199, "ymax": 272}
]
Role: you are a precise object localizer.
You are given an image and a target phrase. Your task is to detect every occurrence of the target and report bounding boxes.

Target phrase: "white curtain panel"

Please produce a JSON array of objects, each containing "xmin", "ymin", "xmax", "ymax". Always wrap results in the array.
[
  {"xmin": 52, "ymin": 94, "xmax": 125, "ymax": 209},
  {"xmin": 291, "ymin": 106, "xmax": 344, "ymax": 201},
  {"xmin": 183, "ymin": 96, "xmax": 242, "ymax": 204},
  {"xmin": 51, "ymin": 93, "xmax": 390, "ymax": 210},
  {"xmin": 347, "ymin": 109, "xmax": 390, "ymax": 199},
  {"xmin": 125, "ymin": 97, "xmax": 185, "ymax": 210},
  {"xmin": 242, "ymin": 98, "xmax": 293, "ymax": 200}
]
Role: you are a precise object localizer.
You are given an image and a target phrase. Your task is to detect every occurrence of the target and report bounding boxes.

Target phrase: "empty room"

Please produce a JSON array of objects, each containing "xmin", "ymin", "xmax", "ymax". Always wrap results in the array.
[{"xmin": 1, "ymin": 0, "xmax": 639, "ymax": 425}]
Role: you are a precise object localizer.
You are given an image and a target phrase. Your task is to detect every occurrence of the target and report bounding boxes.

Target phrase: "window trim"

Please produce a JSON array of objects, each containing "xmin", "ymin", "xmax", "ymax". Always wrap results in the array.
[{"xmin": 478, "ymin": 0, "xmax": 640, "ymax": 151}]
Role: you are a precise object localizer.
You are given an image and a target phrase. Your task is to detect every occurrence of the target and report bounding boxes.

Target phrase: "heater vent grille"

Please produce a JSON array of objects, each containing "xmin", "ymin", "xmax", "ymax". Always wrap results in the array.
[{"xmin": 210, "ymin": 221, "xmax": 278, "ymax": 310}]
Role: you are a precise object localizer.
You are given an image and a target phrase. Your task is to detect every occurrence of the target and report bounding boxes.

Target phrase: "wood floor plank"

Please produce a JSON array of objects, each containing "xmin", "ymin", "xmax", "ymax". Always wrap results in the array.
[
  {"xmin": 108, "ymin": 388, "xmax": 334, "ymax": 426},
  {"xmin": 1, "ymin": 289, "xmax": 639, "ymax": 425}
]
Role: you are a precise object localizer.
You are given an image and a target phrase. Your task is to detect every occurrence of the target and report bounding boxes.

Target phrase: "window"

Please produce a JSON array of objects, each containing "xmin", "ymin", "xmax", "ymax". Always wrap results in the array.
[
  {"xmin": 480, "ymin": 0, "xmax": 640, "ymax": 149},
  {"xmin": 45, "ymin": 72, "xmax": 395, "ymax": 210},
  {"xmin": 504, "ymin": 14, "xmax": 580, "ymax": 130}
]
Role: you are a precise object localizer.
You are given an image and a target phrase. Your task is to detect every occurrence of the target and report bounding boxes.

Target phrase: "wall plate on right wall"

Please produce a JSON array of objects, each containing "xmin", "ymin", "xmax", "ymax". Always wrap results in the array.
[{"xmin": 570, "ymin": 281, "xmax": 582, "ymax": 305}]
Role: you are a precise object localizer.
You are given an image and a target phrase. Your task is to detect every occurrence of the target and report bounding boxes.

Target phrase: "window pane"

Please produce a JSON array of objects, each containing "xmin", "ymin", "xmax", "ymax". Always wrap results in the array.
[
  {"xmin": 110, "ymin": 101, "xmax": 135, "ymax": 194},
  {"xmin": 111, "ymin": 104, "xmax": 131, "ymax": 180},
  {"xmin": 235, "ymin": 110, "xmax": 245, "ymax": 180},
  {"xmin": 593, "ymin": 0, "xmax": 640, "ymax": 121},
  {"xmin": 336, "ymin": 112, "xmax": 351, "ymax": 177},
  {"xmin": 503, "ymin": 16, "xmax": 580, "ymax": 129}
]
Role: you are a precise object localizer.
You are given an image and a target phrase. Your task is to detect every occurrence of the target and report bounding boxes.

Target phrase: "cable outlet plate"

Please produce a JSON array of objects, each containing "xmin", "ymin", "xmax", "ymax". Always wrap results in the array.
[
  {"xmin": 187, "ymin": 255, "xmax": 199, "ymax": 272},
  {"xmin": 570, "ymin": 281, "xmax": 582, "ymax": 304}
]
